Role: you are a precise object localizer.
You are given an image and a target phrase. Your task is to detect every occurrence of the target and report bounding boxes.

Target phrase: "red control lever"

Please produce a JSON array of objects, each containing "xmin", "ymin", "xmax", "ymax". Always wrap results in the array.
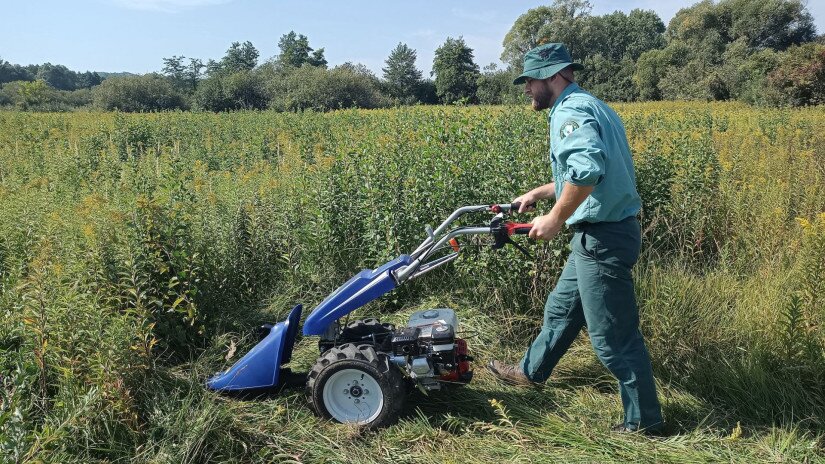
[{"xmin": 506, "ymin": 222, "xmax": 533, "ymax": 236}]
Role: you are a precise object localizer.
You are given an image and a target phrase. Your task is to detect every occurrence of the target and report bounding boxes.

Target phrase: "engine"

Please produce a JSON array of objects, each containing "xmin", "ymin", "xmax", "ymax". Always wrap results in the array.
[{"xmin": 388, "ymin": 308, "xmax": 473, "ymax": 390}]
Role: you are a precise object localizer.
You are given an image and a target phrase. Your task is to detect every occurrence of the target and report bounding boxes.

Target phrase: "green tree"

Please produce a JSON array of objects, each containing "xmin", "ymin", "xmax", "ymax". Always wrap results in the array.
[
  {"xmin": 58, "ymin": 88, "xmax": 93, "ymax": 107},
  {"xmin": 382, "ymin": 43, "xmax": 423, "ymax": 104},
  {"xmin": 17, "ymin": 80, "xmax": 52, "ymax": 109},
  {"xmin": 637, "ymin": 0, "xmax": 817, "ymax": 102},
  {"xmin": 431, "ymin": 37, "xmax": 480, "ymax": 104},
  {"xmin": 162, "ymin": 55, "xmax": 188, "ymax": 89},
  {"xmin": 580, "ymin": 54, "xmax": 638, "ymax": 101},
  {"xmin": 185, "ymin": 58, "xmax": 204, "ymax": 91},
  {"xmin": 0, "ymin": 82, "xmax": 15, "ymax": 106},
  {"xmin": 657, "ymin": 60, "xmax": 727, "ymax": 100},
  {"xmin": 476, "ymin": 64, "xmax": 522, "ymax": 104},
  {"xmin": 217, "ymin": 41, "xmax": 259, "ymax": 75},
  {"xmin": 636, "ymin": 1, "xmax": 729, "ymax": 100},
  {"xmin": 416, "ymin": 79, "xmax": 438, "ymax": 104},
  {"xmin": 165, "ymin": 56, "xmax": 204, "ymax": 91},
  {"xmin": 501, "ymin": 0, "xmax": 592, "ymax": 67},
  {"xmin": 205, "ymin": 59, "xmax": 221, "ymax": 77},
  {"xmin": 666, "ymin": 0, "xmax": 728, "ymax": 49},
  {"xmin": 573, "ymin": 9, "xmax": 665, "ymax": 101},
  {"xmin": 77, "ymin": 71, "xmax": 102, "ymax": 89},
  {"xmin": 36, "ymin": 63, "xmax": 78, "ymax": 91},
  {"xmin": 276, "ymin": 31, "xmax": 327, "ymax": 69},
  {"xmin": 223, "ymin": 70, "xmax": 268, "ymax": 109},
  {"xmin": 767, "ymin": 43, "xmax": 825, "ymax": 106},
  {"xmin": 0, "ymin": 59, "xmax": 34, "ymax": 85},
  {"xmin": 195, "ymin": 70, "xmax": 267, "ymax": 111},
  {"xmin": 633, "ymin": 43, "xmax": 691, "ymax": 100},
  {"xmin": 578, "ymin": 9, "xmax": 665, "ymax": 62},
  {"xmin": 722, "ymin": 0, "xmax": 815, "ymax": 50},
  {"xmin": 328, "ymin": 63, "xmax": 388, "ymax": 109},
  {"xmin": 502, "ymin": 3, "xmax": 666, "ymax": 102},
  {"xmin": 718, "ymin": 39, "xmax": 781, "ymax": 103},
  {"xmin": 194, "ymin": 76, "xmax": 232, "ymax": 111}
]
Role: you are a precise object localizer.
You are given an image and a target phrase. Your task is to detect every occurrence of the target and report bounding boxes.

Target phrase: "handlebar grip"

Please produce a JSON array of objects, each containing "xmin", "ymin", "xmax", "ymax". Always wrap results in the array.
[
  {"xmin": 510, "ymin": 201, "xmax": 536, "ymax": 213},
  {"xmin": 505, "ymin": 222, "xmax": 533, "ymax": 235}
]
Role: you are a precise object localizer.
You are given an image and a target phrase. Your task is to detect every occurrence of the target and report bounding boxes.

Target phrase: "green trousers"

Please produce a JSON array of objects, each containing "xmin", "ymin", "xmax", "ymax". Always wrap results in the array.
[{"xmin": 520, "ymin": 217, "xmax": 663, "ymax": 431}]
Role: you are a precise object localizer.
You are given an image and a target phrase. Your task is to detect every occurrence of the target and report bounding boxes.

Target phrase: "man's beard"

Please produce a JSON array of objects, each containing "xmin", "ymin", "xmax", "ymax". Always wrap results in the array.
[{"xmin": 531, "ymin": 89, "xmax": 553, "ymax": 111}]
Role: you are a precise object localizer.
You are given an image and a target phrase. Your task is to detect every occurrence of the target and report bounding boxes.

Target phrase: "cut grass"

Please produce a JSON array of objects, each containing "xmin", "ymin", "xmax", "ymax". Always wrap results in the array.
[{"xmin": 172, "ymin": 294, "xmax": 824, "ymax": 464}]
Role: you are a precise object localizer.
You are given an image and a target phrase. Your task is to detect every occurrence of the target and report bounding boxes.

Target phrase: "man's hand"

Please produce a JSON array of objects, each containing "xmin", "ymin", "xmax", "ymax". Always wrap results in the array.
[
  {"xmin": 529, "ymin": 214, "xmax": 564, "ymax": 241},
  {"xmin": 512, "ymin": 182, "xmax": 555, "ymax": 213},
  {"xmin": 531, "ymin": 182, "xmax": 593, "ymax": 239},
  {"xmin": 512, "ymin": 193, "xmax": 538, "ymax": 213}
]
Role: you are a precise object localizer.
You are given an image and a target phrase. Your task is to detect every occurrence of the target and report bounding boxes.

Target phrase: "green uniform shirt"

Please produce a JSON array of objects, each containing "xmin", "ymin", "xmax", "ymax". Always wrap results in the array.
[{"xmin": 548, "ymin": 83, "xmax": 641, "ymax": 225}]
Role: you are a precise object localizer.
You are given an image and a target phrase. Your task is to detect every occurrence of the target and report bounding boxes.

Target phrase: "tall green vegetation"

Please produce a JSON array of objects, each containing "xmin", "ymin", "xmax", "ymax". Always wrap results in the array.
[
  {"xmin": 0, "ymin": 59, "xmax": 100, "ymax": 111},
  {"xmin": 0, "ymin": 104, "xmax": 823, "ymax": 461},
  {"xmin": 193, "ymin": 42, "xmax": 267, "ymax": 111}
]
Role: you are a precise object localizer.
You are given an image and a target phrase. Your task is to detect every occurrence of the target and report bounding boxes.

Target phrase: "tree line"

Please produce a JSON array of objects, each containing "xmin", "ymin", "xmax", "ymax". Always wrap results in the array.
[{"xmin": 1, "ymin": 0, "xmax": 823, "ymax": 112}]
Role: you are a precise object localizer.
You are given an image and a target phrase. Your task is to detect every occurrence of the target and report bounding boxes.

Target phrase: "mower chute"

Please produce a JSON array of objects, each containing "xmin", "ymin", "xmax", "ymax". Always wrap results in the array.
[{"xmin": 206, "ymin": 303, "xmax": 303, "ymax": 391}]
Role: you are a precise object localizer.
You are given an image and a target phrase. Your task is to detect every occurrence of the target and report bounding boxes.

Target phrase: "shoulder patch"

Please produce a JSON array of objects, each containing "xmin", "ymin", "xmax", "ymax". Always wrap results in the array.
[{"xmin": 559, "ymin": 120, "xmax": 579, "ymax": 140}]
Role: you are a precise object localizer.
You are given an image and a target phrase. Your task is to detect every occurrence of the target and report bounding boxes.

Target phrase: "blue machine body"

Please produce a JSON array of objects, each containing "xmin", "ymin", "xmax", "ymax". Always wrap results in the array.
[
  {"xmin": 302, "ymin": 254, "xmax": 411, "ymax": 336},
  {"xmin": 207, "ymin": 255, "xmax": 411, "ymax": 392},
  {"xmin": 206, "ymin": 304, "xmax": 302, "ymax": 391}
]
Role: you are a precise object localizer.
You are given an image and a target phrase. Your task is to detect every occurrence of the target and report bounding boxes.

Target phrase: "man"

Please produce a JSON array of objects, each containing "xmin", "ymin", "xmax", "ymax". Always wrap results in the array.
[{"xmin": 486, "ymin": 43, "xmax": 664, "ymax": 435}]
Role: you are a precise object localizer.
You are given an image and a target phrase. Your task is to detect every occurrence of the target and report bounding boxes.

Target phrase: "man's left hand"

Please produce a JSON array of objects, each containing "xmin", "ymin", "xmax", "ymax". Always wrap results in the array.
[{"xmin": 529, "ymin": 214, "xmax": 563, "ymax": 241}]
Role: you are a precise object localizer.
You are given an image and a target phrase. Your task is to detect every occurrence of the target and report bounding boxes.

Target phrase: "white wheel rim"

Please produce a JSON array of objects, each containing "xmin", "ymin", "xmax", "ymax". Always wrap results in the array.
[{"xmin": 322, "ymin": 368, "xmax": 384, "ymax": 424}]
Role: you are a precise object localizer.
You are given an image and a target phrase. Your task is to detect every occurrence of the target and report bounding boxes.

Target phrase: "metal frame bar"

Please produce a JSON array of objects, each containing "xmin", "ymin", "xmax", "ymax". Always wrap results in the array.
[
  {"xmin": 393, "ymin": 203, "xmax": 517, "ymax": 284},
  {"xmin": 410, "ymin": 205, "xmax": 490, "ymax": 260}
]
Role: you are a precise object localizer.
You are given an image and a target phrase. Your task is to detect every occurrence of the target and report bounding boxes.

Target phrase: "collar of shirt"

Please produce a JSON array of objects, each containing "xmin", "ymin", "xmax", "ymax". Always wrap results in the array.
[{"xmin": 548, "ymin": 82, "xmax": 581, "ymax": 120}]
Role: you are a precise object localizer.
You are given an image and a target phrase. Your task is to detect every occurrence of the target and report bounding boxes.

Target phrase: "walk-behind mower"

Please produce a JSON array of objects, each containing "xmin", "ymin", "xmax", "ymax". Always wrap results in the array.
[{"xmin": 206, "ymin": 202, "xmax": 534, "ymax": 428}]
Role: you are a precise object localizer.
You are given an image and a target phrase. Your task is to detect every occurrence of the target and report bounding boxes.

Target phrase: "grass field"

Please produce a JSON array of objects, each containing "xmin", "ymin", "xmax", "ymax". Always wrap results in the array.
[{"xmin": 0, "ymin": 103, "xmax": 823, "ymax": 463}]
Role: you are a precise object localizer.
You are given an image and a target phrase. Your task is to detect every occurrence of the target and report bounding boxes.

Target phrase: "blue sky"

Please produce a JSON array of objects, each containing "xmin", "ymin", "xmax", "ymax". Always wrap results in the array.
[{"xmin": 2, "ymin": 0, "xmax": 823, "ymax": 76}]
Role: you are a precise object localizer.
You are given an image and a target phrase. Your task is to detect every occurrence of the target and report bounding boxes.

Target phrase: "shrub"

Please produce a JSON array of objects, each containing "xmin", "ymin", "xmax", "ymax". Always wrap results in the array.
[
  {"xmin": 266, "ymin": 63, "xmax": 388, "ymax": 112},
  {"xmin": 92, "ymin": 74, "xmax": 187, "ymax": 112}
]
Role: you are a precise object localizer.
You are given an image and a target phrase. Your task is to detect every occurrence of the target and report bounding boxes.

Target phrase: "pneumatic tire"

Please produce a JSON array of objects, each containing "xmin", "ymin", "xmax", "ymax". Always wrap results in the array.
[{"xmin": 307, "ymin": 343, "xmax": 404, "ymax": 428}]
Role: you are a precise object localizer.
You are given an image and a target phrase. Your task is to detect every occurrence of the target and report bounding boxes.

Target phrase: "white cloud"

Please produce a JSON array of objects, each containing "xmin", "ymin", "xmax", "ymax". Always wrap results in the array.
[{"xmin": 111, "ymin": 0, "xmax": 233, "ymax": 13}]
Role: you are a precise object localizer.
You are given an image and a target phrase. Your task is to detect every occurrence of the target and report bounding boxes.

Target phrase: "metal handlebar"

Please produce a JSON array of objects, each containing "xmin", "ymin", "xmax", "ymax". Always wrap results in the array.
[{"xmin": 395, "ymin": 202, "xmax": 535, "ymax": 284}]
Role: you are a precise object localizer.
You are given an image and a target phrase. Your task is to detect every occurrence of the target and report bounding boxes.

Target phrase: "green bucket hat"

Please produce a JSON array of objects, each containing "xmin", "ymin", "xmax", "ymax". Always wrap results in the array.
[{"xmin": 513, "ymin": 43, "xmax": 584, "ymax": 85}]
